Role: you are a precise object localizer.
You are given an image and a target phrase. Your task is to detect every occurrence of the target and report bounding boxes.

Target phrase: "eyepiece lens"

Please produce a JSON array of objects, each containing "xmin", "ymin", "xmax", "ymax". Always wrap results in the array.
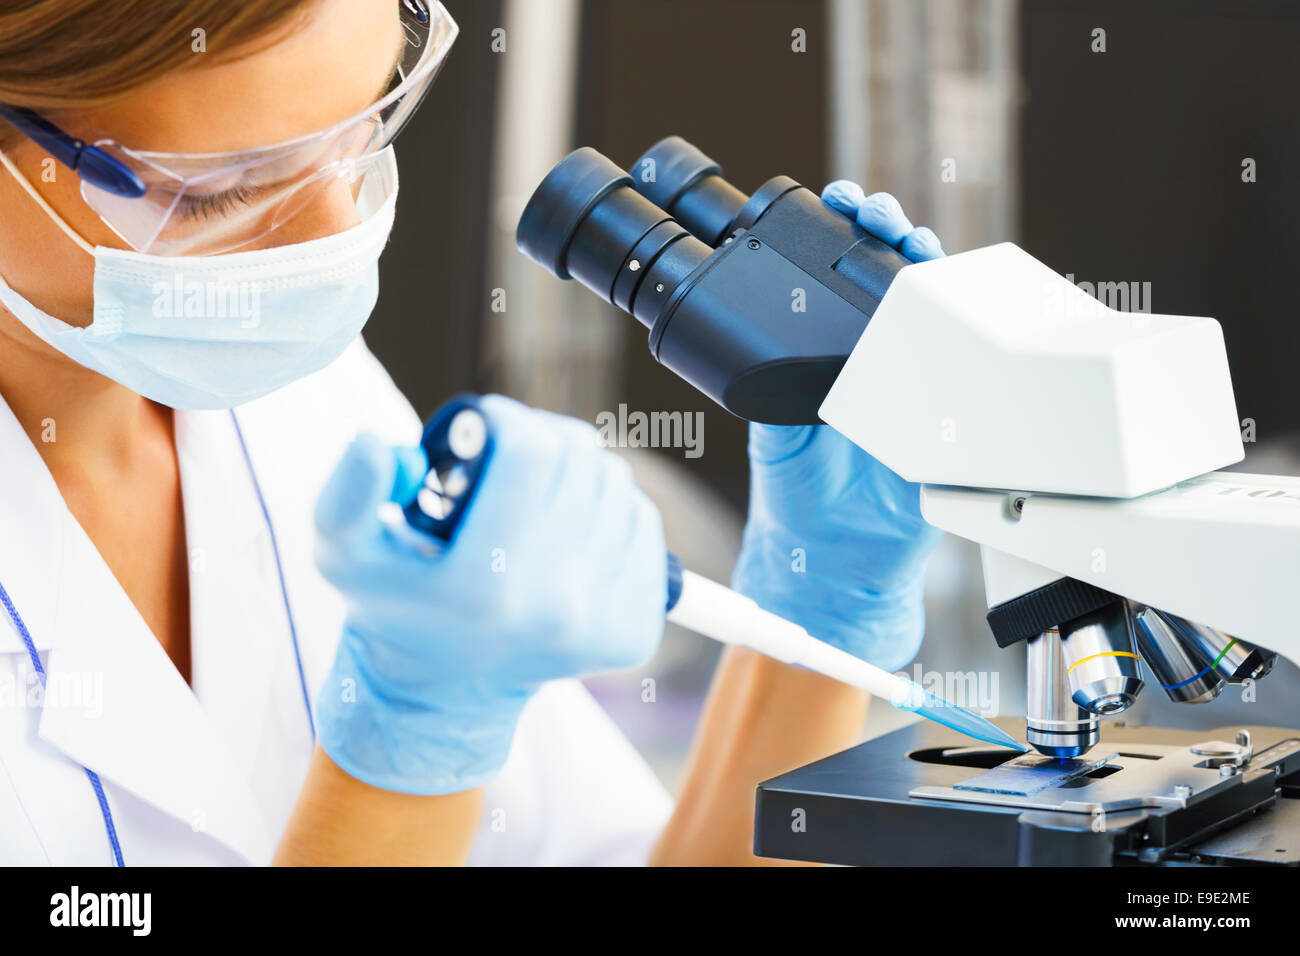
[
  {"xmin": 517, "ymin": 145, "xmax": 711, "ymax": 328},
  {"xmin": 631, "ymin": 136, "xmax": 747, "ymax": 247}
]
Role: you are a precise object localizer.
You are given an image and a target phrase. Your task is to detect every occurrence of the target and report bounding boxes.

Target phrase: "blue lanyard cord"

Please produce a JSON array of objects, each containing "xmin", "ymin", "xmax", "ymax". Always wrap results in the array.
[
  {"xmin": 0, "ymin": 577, "xmax": 125, "ymax": 867},
  {"xmin": 81, "ymin": 769, "xmax": 125, "ymax": 865},
  {"xmin": 229, "ymin": 410, "xmax": 316, "ymax": 741}
]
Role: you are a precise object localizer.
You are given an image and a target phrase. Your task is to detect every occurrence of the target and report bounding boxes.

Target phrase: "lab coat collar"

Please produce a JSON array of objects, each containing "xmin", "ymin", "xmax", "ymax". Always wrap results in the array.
[
  {"xmin": 0, "ymin": 393, "xmax": 65, "ymax": 655},
  {"xmin": 176, "ymin": 408, "xmax": 315, "ymax": 803},
  {"xmin": 0, "ymin": 396, "xmax": 275, "ymax": 864}
]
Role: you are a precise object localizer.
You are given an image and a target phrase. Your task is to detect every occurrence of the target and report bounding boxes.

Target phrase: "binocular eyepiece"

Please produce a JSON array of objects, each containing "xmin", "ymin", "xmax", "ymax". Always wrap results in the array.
[
  {"xmin": 516, "ymin": 136, "xmax": 914, "ymax": 425},
  {"xmin": 515, "ymin": 144, "xmax": 714, "ymax": 330}
]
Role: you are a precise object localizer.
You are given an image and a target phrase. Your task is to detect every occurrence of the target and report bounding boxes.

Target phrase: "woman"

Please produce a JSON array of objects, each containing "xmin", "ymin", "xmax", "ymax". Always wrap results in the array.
[{"xmin": 0, "ymin": 0, "xmax": 944, "ymax": 866}]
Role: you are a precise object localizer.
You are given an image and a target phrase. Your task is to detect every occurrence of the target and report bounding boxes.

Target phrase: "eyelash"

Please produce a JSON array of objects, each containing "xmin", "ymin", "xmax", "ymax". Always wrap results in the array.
[{"xmin": 173, "ymin": 182, "xmax": 267, "ymax": 223}]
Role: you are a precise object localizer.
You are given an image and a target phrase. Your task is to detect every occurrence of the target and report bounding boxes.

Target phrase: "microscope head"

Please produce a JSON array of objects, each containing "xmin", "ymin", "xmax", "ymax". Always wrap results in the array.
[{"xmin": 819, "ymin": 242, "xmax": 1244, "ymax": 497}]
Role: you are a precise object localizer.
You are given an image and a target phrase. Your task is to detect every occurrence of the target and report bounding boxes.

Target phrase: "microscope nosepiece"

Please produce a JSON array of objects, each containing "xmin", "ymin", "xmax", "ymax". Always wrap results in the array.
[{"xmin": 1059, "ymin": 601, "xmax": 1145, "ymax": 715}]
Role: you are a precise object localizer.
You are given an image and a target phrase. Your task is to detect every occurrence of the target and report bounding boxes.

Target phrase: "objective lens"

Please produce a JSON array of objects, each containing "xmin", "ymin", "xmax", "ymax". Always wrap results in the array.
[
  {"xmin": 1132, "ymin": 607, "xmax": 1225, "ymax": 704},
  {"xmin": 1159, "ymin": 614, "xmax": 1278, "ymax": 684},
  {"xmin": 1026, "ymin": 630, "xmax": 1099, "ymax": 759},
  {"xmin": 1058, "ymin": 601, "xmax": 1144, "ymax": 715}
]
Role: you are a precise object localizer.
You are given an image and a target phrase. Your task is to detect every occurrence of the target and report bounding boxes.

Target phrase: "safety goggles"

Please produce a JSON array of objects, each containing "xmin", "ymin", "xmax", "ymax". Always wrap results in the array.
[{"xmin": 0, "ymin": 0, "xmax": 457, "ymax": 255}]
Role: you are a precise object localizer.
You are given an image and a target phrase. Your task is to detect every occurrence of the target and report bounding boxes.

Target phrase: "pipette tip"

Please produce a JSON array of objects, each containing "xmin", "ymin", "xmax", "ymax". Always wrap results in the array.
[{"xmin": 906, "ymin": 689, "xmax": 1028, "ymax": 751}]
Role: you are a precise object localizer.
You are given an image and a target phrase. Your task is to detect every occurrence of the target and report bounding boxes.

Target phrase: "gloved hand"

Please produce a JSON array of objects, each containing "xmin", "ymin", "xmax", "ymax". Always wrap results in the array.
[
  {"xmin": 731, "ymin": 184, "xmax": 945, "ymax": 672},
  {"xmin": 314, "ymin": 394, "xmax": 667, "ymax": 795}
]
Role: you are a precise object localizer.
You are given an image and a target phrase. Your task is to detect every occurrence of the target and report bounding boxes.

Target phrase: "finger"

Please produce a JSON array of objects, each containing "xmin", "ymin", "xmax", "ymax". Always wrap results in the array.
[
  {"xmin": 900, "ymin": 225, "xmax": 944, "ymax": 262},
  {"xmin": 820, "ymin": 179, "xmax": 866, "ymax": 217},
  {"xmin": 611, "ymin": 488, "xmax": 669, "ymax": 666},
  {"xmin": 392, "ymin": 444, "xmax": 430, "ymax": 506},
  {"xmin": 314, "ymin": 433, "xmax": 401, "ymax": 544},
  {"xmin": 477, "ymin": 393, "xmax": 579, "ymax": 451},
  {"xmin": 460, "ymin": 394, "xmax": 569, "ymax": 539},
  {"xmin": 747, "ymin": 422, "xmax": 818, "ymax": 466},
  {"xmin": 856, "ymin": 192, "xmax": 914, "ymax": 247}
]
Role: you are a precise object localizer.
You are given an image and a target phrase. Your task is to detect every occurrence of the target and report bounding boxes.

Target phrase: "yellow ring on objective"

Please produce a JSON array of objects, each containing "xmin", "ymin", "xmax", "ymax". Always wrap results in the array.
[{"xmin": 1066, "ymin": 650, "xmax": 1141, "ymax": 675}]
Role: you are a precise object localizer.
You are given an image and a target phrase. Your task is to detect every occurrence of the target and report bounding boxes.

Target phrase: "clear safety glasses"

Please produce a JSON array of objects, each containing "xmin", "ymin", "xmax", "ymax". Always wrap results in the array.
[{"xmin": 15, "ymin": 0, "xmax": 457, "ymax": 256}]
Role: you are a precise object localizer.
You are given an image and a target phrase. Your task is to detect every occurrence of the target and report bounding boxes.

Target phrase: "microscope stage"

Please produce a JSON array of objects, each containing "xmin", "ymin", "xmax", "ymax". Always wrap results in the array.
[
  {"xmin": 914, "ymin": 741, "xmax": 1285, "ymax": 813},
  {"xmin": 754, "ymin": 719, "xmax": 1300, "ymax": 866}
]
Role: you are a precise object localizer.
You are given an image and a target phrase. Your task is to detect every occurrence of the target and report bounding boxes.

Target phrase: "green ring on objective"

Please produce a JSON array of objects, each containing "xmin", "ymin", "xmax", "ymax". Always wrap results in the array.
[{"xmin": 1210, "ymin": 637, "xmax": 1239, "ymax": 672}]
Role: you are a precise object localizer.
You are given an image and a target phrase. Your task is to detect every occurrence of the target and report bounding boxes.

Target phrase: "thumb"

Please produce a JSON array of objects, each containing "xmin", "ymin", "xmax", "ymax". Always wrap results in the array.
[
  {"xmin": 747, "ymin": 422, "xmax": 818, "ymax": 465},
  {"xmin": 315, "ymin": 432, "xmax": 424, "ymax": 544}
]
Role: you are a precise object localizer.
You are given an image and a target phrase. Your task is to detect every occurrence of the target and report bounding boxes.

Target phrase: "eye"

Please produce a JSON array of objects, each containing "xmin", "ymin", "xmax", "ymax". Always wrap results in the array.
[{"xmin": 173, "ymin": 181, "xmax": 269, "ymax": 223}]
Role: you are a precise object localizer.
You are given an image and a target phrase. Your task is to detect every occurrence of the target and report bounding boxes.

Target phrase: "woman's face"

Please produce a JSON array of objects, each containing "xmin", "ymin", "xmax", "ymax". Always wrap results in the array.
[{"xmin": 0, "ymin": 0, "xmax": 403, "ymax": 328}]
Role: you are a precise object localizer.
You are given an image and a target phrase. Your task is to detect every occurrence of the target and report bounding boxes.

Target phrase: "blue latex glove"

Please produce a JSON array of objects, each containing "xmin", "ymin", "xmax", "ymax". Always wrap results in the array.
[
  {"xmin": 314, "ymin": 395, "xmax": 667, "ymax": 795},
  {"xmin": 730, "ymin": 184, "xmax": 945, "ymax": 673}
]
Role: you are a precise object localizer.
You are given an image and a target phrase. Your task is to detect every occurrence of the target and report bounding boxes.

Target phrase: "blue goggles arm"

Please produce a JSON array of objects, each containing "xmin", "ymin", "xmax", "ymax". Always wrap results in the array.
[
  {"xmin": 0, "ymin": 103, "xmax": 147, "ymax": 199},
  {"xmin": 402, "ymin": 0, "xmax": 430, "ymax": 24}
]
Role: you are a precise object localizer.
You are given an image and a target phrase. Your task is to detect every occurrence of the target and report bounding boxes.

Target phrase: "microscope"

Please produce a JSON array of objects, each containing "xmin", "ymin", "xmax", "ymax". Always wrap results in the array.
[{"xmin": 516, "ymin": 137, "xmax": 1300, "ymax": 865}]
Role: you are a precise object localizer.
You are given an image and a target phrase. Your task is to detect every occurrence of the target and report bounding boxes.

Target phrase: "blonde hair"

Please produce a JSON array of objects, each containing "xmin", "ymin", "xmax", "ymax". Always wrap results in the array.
[{"xmin": 0, "ymin": 0, "xmax": 318, "ymax": 144}]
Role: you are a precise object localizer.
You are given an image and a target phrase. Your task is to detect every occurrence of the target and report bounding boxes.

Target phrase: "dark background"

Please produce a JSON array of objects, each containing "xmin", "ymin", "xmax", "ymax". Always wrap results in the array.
[
  {"xmin": 1018, "ymin": 0, "xmax": 1300, "ymax": 447},
  {"xmin": 371, "ymin": 0, "xmax": 1300, "ymax": 510}
]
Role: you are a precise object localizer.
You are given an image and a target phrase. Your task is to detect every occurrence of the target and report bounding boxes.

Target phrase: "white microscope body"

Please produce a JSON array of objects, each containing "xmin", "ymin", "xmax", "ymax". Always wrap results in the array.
[{"xmin": 819, "ymin": 242, "xmax": 1298, "ymax": 756}]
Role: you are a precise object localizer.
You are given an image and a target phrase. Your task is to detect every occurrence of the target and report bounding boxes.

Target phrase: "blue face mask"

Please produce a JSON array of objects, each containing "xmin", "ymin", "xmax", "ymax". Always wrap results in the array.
[{"xmin": 0, "ymin": 147, "xmax": 399, "ymax": 410}]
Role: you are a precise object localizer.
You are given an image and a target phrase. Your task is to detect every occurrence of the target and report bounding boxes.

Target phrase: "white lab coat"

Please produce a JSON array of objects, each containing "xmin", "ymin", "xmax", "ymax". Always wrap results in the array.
[{"xmin": 0, "ymin": 340, "xmax": 672, "ymax": 865}]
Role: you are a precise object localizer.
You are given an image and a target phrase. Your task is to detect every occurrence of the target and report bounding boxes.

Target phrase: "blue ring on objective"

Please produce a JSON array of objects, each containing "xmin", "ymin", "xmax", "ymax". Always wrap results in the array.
[{"xmin": 1160, "ymin": 663, "xmax": 1216, "ymax": 691}]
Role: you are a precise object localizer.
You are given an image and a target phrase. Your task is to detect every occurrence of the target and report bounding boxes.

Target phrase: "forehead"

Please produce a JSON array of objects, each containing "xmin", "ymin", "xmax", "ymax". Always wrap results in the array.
[{"xmin": 68, "ymin": 0, "xmax": 403, "ymax": 155}]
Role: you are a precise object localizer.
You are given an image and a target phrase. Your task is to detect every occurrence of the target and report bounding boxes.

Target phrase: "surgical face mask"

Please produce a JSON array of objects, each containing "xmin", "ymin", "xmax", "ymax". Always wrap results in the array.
[{"xmin": 0, "ymin": 147, "xmax": 399, "ymax": 409}]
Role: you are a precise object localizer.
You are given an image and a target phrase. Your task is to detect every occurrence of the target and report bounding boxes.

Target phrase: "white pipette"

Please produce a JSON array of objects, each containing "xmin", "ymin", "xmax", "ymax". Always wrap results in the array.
[{"xmin": 669, "ymin": 567, "xmax": 1025, "ymax": 751}]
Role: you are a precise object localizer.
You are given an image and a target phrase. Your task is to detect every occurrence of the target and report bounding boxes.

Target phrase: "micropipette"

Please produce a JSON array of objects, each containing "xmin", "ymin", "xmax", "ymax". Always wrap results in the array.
[
  {"xmin": 667, "ymin": 559, "xmax": 1026, "ymax": 750},
  {"xmin": 399, "ymin": 395, "xmax": 1027, "ymax": 752}
]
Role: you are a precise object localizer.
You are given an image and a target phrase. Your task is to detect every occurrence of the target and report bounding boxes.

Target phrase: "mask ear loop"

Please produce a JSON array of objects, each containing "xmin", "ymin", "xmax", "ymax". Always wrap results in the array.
[{"xmin": 0, "ymin": 149, "xmax": 97, "ymax": 256}]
